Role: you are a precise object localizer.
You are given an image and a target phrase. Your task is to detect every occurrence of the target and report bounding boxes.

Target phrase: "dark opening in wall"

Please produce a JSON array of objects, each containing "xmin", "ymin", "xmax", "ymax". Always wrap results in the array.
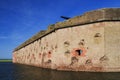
[
  {"xmin": 64, "ymin": 41, "xmax": 70, "ymax": 47},
  {"xmin": 94, "ymin": 33, "xmax": 102, "ymax": 44},
  {"xmin": 48, "ymin": 51, "xmax": 51, "ymax": 54},
  {"xmin": 55, "ymin": 45, "xmax": 57, "ymax": 49},
  {"xmin": 94, "ymin": 33, "xmax": 101, "ymax": 37},
  {"xmin": 79, "ymin": 42, "xmax": 84, "ymax": 45},
  {"xmin": 75, "ymin": 49, "xmax": 83, "ymax": 56},
  {"xmin": 79, "ymin": 39, "xmax": 85, "ymax": 46},
  {"xmin": 65, "ymin": 50, "xmax": 70, "ymax": 54},
  {"xmin": 85, "ymin": 59, "xmax": 92, "ymax": 64},
  {"xmin": 70, "ymin": 57, "xmax": 78, "ymax": 65},
  {"xmin": 47, "ymin": 59, "xmax": 51, "ymax": 63},
  {"xmin": 81, "ymin": 39, "xmax": 84, "ymax": 41}
]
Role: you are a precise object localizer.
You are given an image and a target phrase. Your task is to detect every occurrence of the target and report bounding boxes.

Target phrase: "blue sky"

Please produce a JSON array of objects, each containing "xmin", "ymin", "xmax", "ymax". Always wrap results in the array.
[{"xmin": 0, "ymin": 0, "xmax": 120, "ymax": 59}]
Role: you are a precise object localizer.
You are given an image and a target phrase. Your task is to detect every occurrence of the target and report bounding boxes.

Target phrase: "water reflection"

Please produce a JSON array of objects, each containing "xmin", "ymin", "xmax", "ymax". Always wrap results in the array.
[
  {"xmin": 13, "ymin": 64, "xmax": 52, "ymax": 80},
  {"xmin": 12, "ymin": 63, "xmax": 120, "ymax": 80},
  {"xmin": 0, "ymin": 62, "xmax": 120, "ymax": 80}
]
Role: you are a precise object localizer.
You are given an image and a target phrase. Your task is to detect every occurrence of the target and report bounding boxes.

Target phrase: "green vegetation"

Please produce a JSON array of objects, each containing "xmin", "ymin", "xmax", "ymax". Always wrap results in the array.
[{"xmin": 0, "ymin": 59, "xmax": 12, "ymax": 62}]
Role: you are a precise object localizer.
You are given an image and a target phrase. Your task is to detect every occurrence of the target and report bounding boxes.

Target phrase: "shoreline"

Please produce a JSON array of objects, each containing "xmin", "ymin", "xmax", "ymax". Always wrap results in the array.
[{"xmin": 0, "ymin": 59, "xmax": 12, "ymax": 62}]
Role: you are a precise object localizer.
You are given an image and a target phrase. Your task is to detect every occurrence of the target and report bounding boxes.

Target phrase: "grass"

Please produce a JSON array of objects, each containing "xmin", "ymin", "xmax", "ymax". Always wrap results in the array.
[{"xmin": 0, "ymin": 59, "xmax": 12, "ymax": 62}]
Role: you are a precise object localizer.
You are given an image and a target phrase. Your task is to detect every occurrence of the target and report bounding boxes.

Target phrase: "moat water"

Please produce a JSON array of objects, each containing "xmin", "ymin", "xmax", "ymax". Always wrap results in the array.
[{"xmin": 0, "ymin": 62, "xmax": 120, "ymax": 80}]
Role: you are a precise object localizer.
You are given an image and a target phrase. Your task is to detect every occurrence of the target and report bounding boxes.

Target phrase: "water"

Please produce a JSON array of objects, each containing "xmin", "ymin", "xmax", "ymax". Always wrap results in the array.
[{"xmin": 0, "ymin": 62, "xmax": 120, "ymax": 80}]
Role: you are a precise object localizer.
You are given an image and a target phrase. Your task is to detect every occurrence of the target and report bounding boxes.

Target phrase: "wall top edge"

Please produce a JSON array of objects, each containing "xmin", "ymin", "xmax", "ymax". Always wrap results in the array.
[{"xmin": 13, "ymin": 8, "xmax": 120, "ymax": 52}]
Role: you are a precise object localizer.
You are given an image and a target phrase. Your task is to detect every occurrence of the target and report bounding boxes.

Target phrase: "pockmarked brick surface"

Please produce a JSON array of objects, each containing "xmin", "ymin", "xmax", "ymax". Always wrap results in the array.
[{"xmin": 13, "ymin": 8, "xmax": 120, "ymax": 72}]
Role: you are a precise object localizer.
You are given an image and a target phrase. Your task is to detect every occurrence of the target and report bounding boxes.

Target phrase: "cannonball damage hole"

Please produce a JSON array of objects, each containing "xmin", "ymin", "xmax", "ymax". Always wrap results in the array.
[
  {"xmin": 94, "ymin": 33, "xmax": 101, "ymax": 37},
  {"xmin": 75, "ymin": 49, "xmax": 83, "ymax": 56}
]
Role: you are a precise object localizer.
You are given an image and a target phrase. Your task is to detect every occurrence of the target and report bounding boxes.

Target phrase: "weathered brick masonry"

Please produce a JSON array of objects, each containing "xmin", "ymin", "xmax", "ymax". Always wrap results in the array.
[{"xmin": 13, "ymin": 8, "xmax": 120, "ymax": 72}]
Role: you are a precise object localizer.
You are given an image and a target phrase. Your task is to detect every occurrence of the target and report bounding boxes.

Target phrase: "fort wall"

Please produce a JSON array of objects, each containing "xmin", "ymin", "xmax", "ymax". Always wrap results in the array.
[{"xmin": 13, "ymin": 8, "xmax": 120, "ymax": 72}]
